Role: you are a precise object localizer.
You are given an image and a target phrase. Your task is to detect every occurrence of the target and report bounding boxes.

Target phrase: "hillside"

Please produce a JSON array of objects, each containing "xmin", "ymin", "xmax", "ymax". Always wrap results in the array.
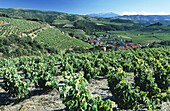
[
  {"xmin": 0, "ymin": 17, "xmax": 49, "ymax": 38},
  {"xmin": 0, "ymin": 8, "xmax": 96, "ymax": 25},
  {"xmin": 0, "ymin": 8, "xmax": 169, "ymax": 56},
  {"xmin": 0, "ymin": 8, "xmax": 142, "ymax": 40},
  {"xmin": 0, "ymin": 16, "xmax": 92, "ymax": 57},
  {"xmin": 110, "ymin": 23, "xmax": 170, "ymax": 44},
  {"xmin": 35, "ymin": 28, "xmax": 92, "ymax": 51}
]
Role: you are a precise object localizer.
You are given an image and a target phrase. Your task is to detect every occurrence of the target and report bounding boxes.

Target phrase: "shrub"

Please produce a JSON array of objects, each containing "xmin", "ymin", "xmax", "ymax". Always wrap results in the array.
[{"xmin": 61, "ymin": 73, "xmax": 113, "ymax": 111}]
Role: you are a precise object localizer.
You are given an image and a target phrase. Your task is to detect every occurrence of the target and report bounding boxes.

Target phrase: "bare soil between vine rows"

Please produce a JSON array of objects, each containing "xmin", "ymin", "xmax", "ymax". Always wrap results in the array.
[{"xmin": 0, "ymin": 75, "xmax": 169, "ymax": 111}]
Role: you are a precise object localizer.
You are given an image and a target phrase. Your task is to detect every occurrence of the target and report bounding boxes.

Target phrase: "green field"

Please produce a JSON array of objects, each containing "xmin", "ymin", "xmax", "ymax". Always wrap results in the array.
[
  {"xmin": 60, "ymin": 28, "xmax": 90, "ymax": 40},
  {"xmin": 109, "ymin": 25, "xmax": 170, "ymax": 44},
  {"xmin": 52, "ymin": 19, "xmax": 70, "ymax": 25},
  {"xmin": 93, "ymin": 20, "xmax": 134, "ymax": 26}
]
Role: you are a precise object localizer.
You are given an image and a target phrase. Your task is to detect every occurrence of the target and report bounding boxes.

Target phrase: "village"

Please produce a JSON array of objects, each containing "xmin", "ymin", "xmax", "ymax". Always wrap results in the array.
[{"xmin": 86, "ymin": 35, "xmax": 150, "ymax": 50}]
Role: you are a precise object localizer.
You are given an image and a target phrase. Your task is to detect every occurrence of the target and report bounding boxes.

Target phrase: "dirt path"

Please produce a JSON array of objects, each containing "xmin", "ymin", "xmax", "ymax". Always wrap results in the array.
[
  {"xmin": 0, "ymin": 76, "xmax": 114, "ymax": 111},
  {"xmin": 9, "ymin": 26, "xmax": 16, "ymax": 35},
  {"xmin": 1, "ymin": 30, "xmax": 7, "ymax": 37},
  {"xmin": 27, "ymin": 24, "xmax": 51, "ymax": 39},
  {"xmin": 0, "ymin": 23, "xmax": 10, "ymax": 26},
  {"xmin": 120, "ymin": 36, "xmax": 132, "ymax": 39},
  {"xmin": 28, "ymin": 26, "xmax": 50, "ymax": 39},
  {"xmin": 0, "ymin": 75, "xmax": 65, "ymax": 111}
]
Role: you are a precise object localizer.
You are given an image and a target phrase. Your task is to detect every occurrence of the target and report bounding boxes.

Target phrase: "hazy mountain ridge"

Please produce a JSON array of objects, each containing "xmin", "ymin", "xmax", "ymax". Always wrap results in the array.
[
  {"xmin": 87, "ymin": 12, "xmax": 119, "ymax": 17},
  {"xmin": 116, "ymin": 15, "xmax": 170, "ymax": 25},
  {"xmin": 117, "ymin": 15, "xmax": 170, "ymax": 20},
  {"xmin": 86, "ymin": 12, "xmax": 170, "ymax": 25}
]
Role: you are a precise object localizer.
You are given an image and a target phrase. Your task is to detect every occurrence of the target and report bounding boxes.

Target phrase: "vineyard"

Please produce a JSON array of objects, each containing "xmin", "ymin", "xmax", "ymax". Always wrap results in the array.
[
  {"xmin": 0, "ymin": 17, "xmax": 48, "ymax": 37},
  {"xmin": 0, "ymin": 17, "xmax": 92, "ymax": 57},
  {"xmin": 35, "ymin": 28, "xmax": 92, "ymax": 51},
  {"xmin": 0, "ymin": 47, "xmax": 169, "ymax": 110}
]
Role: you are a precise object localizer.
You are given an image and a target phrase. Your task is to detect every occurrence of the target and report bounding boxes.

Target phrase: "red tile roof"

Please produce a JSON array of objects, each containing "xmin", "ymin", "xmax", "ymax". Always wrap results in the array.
[{"xmin": 132, "ymin": 46, "xmax": 138, "ymax": 48}]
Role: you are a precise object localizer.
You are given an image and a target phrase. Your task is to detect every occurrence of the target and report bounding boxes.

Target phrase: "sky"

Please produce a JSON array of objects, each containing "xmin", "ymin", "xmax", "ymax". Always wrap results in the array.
[{"xmin": 0, "ymin": 0, "xmax": 170, "ymax": 15}]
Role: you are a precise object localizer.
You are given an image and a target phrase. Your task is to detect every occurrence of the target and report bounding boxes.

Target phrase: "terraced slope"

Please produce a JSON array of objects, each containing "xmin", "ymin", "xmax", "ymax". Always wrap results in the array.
[
  {"xmin": 0, "ymin": 17, "xmax": 92, "ymax": 56},
  {"xmin": 0, "ymin": 17, "xmax": 49, "ymax": 37}
]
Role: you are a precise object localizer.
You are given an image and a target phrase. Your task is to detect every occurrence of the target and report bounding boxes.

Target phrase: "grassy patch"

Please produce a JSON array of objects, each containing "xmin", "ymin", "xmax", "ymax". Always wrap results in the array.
[
  {"xmin": 52, "ymin": 19, "xmax": 70, "ymax": 25},
  {"xmin": 110, "ymin": 27, "xmax": 170, "ymax": 44}
]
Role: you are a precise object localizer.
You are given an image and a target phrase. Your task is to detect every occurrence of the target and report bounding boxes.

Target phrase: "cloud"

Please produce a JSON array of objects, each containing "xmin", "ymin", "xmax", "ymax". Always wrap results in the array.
[{"xmin": 121, "ymin": 11, "xmax": 170, "ymax": 15}]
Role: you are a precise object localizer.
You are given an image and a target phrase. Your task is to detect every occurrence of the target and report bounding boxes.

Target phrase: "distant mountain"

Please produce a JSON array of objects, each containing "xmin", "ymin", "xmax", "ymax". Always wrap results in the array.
[
  {"xmin": 117, "ymin": 15, "xmax": 170, "ymax": 21},
  {"xmin": 116, "ymin": 15, "xmax": 170, "ymax": 25},
  {"xmin": 87, "ymin": 12, "xmax": 119, "ymax": 18}
]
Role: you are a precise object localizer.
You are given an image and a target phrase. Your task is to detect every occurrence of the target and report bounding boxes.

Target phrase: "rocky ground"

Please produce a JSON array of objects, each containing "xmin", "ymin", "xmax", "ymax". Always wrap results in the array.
[{"xmin": 0, "ymin": 75, "xmax": 169, "ymax": 111}]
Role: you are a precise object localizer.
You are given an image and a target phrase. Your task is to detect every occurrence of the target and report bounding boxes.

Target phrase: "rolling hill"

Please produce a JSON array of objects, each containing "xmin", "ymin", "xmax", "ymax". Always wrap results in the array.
[
  {"xmin": 0, "ymin": 17, "xmax": 49, "ymax": 38},
  {"xmin": 35, "ymin": 28, "xmax": 92, "ymax": 50},
  {"xmin": 110, "ymin": 23, "xmax": 170, "ymax": 44},
  {"xmin": 0, "ymin": 8, "xmax": 142, "ymax": 39},
  {"xmin": 0, "ymin": 8, "xmax": 169, "ymax": 57},
  {"xmin": 0, "ymin": 14, "xmax": 92, "ymax": 57}
]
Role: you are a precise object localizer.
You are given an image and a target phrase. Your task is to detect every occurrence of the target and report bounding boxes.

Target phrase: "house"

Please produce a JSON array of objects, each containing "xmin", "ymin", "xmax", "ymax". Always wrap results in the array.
[
  {"xmin": 88, "ymin": 38, "xmax": 94, "ymax": 45},
  {"xmin": 118, "ymin": 46, "xmax": 125, "ymax": 50},
  {"xmin": 94, "ymin": 40, "xmax": 100, "ymax": 45},
  {"xmin": 100, "ymin": 42, "xmax": 105, "ymax": 45},
  {"xmin": 125, "ymin": 46, "xmax": 131, "ymax": 49},
  {"xmin": 87, "ymin": 35, "xmax": 146, "ymax": 51},
  {"xmin": 132, "ymin": 46, "xmax": 138, "ymax": 48}
]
